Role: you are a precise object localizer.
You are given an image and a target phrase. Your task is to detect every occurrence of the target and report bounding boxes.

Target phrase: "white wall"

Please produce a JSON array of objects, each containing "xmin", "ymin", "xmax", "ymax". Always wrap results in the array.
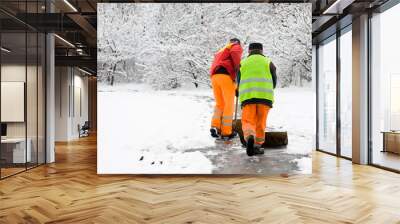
[
  {"xmin": 1, "ymin": 64, "xmax": 25, "ymax": 127},
  {"xmin": 1, "ymin": 65, "xmax": 27, "ymax": 140},
  {"xmin": 1, "ymin": 82, "xmax": 25, "ymax": 122},
  {"xmin": 71, "ymin": 73, "xmax": 89, "ymax": 138},
  {"xmin": 55, "ymin": 67, "xmax": 89, "ymax": 141},
  {"xmin": 55, "ymin": 66, "xmax": 70, "ymax": 141}
]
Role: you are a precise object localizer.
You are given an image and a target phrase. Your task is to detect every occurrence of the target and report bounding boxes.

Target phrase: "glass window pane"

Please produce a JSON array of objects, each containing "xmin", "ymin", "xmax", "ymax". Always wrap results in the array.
[
  {"xmin": 38, "ymin": 33, "xmax": 46, "ymax": 165},
  {"xmin": 318, "ymin": 36, "xmax": 337, "ymax": 154},
  {"xmin": 340, "ymin": 29, "xmax": 352, "ymax": 158},
  {"xmin": 26, "ymin": 0, "xmax": 40, "ymax": 169},
  {"xmin": 0, "ymin": 1, "xmax": 46, "ymax": 179},
  {"xmin": 1, "ymin": 31, "xmax": 27, "ymax": 177},
  {"xmin": 27, "ymin": 31, "xmax": 38, "ymax": 169},
  {"xmin": 371, "ymin": 4, "xmax": 400, "ymax": 171}
]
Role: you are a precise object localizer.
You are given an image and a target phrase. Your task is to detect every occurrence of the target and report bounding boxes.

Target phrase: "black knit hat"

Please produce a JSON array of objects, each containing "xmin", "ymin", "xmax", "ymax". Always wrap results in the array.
[
  {"xmin": 230, "ymin": 38, "xmax": 241, "ymax": 44},
  {"xmin": 249, "ymin": 42, "xmax": 263, "ymax": 51}
]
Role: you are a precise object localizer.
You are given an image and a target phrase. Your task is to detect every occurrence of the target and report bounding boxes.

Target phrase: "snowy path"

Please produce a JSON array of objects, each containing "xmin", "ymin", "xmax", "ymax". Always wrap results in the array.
[{"xmin": 98, "ymin": 84, "xmax": 314, "ymax": 174}]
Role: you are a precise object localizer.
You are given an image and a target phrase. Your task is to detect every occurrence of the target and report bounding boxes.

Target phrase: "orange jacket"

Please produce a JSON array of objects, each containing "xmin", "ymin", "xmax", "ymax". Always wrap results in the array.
[{"xmin": 210, "ymin": 43, "xmax": 243, "ymax": 81}]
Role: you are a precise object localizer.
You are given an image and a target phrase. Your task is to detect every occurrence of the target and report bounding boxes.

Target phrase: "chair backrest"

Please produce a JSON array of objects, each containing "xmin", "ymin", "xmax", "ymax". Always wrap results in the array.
[{"xmin": 82, "ymin": 121, "xmax": 90, "ymax": 129}]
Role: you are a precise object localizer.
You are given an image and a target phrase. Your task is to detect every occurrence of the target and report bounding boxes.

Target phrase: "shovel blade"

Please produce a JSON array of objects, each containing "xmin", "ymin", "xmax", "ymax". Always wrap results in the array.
[{"xmin": 233, "ymin": 119, "xmax": 288, "ymax": 148}]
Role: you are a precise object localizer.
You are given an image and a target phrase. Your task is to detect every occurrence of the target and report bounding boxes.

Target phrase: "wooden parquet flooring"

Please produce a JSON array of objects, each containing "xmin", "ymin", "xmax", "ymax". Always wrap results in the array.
[{"xmin": 1, "ymin": 135, "xmax": 400, "ymax": 223}]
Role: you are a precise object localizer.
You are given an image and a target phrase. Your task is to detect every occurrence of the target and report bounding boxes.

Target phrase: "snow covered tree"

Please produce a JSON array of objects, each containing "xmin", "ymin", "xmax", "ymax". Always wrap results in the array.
[{"xmin": 98, "ymin": 3, "xmax": 312, "ymax": 89}]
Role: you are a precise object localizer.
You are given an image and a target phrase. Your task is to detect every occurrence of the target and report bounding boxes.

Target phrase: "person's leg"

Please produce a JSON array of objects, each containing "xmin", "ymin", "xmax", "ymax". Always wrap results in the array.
[
  {"xmin": 242, "ymin": 104, "xmax": 257, "ymax": 141},
  {"xmin": 220, "ymin": 75, "xmax": 236, "ymax": 136},
  {"xmin": 242, "ymin": 104, "xmax": 257, "ymax": 156},
  {"xmin": 210, "ymin": 75, "xmax": 224, "ymax": 136},
  {"xmin": 255, "ymin": 104, "xmax": 271, "ymax": 147}
]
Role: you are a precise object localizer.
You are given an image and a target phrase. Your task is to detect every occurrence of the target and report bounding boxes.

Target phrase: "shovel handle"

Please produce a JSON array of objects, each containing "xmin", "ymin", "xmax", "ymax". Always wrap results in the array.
[{"xmin": 234, "ymin": 94, "xmax": 239, "ymax": 121}]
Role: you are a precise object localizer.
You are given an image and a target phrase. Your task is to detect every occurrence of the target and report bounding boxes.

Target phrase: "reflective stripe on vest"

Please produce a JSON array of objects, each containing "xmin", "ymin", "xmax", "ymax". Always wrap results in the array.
[
  {"xmin": 239, "ymin": 77, "xmax": 272, "ymax": 85},
  {"xmin": 239, "ymin": 55, "xmax": 274, "ymax": 104}
]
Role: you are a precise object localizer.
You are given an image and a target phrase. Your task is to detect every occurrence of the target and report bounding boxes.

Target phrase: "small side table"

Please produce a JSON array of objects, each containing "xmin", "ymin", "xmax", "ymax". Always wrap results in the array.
[{"xmin": 381, "ymin": 131, "xmax": 400, "ymax": 154}]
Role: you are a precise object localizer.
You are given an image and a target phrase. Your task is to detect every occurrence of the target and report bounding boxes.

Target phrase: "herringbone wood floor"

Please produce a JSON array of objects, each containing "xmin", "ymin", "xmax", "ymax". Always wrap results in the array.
[{"xmin": 1, "ymin": 135, "xmax": 400, "ymax": 224}]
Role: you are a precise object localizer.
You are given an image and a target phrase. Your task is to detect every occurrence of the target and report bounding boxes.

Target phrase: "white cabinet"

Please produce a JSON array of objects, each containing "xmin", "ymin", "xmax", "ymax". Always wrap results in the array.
[{"xmin": 1, "ymin": 138, "xmax": 32, "ymax": 163}]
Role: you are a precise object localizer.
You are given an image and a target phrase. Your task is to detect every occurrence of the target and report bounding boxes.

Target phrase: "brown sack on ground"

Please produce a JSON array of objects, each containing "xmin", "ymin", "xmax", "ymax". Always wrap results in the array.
[{"xmin": 233, "ymin": 119, "xmax": 288, "ymax": 148}]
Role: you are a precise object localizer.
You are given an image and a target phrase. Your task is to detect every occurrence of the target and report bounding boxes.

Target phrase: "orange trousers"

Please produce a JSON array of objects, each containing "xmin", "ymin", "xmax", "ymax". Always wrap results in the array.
[
  {"xmin": 242, "ymin": 104, "xmax": 271, "ymax": 146},
  {"xmin": 211, "ymin": 74, "xmax": 236, "ymax": 136}
]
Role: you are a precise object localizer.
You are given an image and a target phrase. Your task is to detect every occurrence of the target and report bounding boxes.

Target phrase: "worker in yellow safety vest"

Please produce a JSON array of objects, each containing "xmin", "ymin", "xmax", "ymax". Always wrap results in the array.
[{"xmin": 238, "ymin": 42, "xmax": 277, "ymax": 156}]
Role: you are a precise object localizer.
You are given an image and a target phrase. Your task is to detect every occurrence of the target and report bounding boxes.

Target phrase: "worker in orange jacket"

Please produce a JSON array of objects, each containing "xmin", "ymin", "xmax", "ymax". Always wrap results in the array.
[
  {"xmin": 209, "ymin": 38, "xmax": 243, "ymax": 140},
  {"xmin": 238, "ymin": 43, "xmax": 277, "ymax": 156}
]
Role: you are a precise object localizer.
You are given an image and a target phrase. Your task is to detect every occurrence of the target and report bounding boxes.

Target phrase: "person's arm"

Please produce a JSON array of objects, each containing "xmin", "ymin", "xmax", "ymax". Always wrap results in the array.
[
  {"xmin": 270, "ymin": 62, "xmax": 277, "ymax": 89},
  {"xmin": 230, "ymin": 45, "xmax": 243, "ymax": 73}
]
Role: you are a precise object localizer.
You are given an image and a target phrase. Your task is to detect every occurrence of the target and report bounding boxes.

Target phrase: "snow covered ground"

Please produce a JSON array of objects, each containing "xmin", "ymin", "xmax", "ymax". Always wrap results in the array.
[{"xmin": 98, "ymin": 84, "xmax": 314, "ymax": 174}]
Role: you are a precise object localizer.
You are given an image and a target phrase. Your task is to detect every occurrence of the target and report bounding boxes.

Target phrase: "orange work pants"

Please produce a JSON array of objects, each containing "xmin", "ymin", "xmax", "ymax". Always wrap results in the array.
[
  {"xmin": 242, "ymin": 104, "xmax": 271, "ymax": 146},
  {"xmin": 211, "ymin": 74, "xmax": 236, "ymax": 136}
]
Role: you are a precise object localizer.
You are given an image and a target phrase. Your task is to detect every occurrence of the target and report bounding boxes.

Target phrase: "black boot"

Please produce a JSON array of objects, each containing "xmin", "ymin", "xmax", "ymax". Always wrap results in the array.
[
  {"xmin": 210, "ymin": 128, "xmax": 219, "ymax": 138},
  {"xmin": 246, "ymin": 135, "xmax": 255, "ymax": 156},
  {"xmin": 254, "ymin": 145, "xmax": 264, "ymax": 155}
]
